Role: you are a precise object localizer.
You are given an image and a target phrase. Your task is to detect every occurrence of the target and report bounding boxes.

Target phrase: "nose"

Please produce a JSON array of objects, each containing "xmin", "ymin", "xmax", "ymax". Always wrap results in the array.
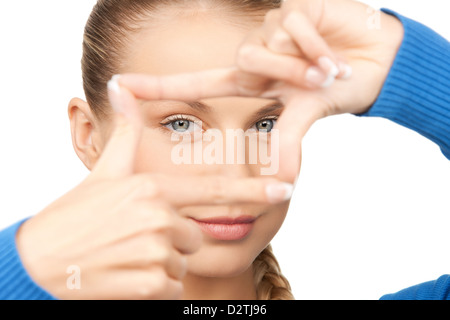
[{"xmin": 198, "ymin": 128, "xmax": 260, "ymax": 178}]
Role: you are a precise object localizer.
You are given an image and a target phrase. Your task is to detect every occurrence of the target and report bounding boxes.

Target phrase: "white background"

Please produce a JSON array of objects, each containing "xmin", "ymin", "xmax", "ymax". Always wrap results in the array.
[{"xmin": 0, "ymin": 1, "xmax": 449, "ymax": 300}]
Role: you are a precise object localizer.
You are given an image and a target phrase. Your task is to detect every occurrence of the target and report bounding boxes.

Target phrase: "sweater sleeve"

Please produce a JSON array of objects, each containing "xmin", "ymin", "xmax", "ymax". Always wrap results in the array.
[
  {"xmin": 360, "ymin": 9, "xmax": 450, "ymax": 160},
  {"xmin": 0, "ymin": 220, "xmax": 56, "ymax": 300},
  {"xmin": 381, "ymin": 275, "xmax": 450, "ymax": 300},
  {"xmin": 363, "ymin": 9, "xmax": 450, "ymax": 300}
]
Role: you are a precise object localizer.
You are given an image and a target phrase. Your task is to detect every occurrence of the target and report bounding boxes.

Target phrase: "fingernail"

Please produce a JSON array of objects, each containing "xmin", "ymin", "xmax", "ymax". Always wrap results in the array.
[
  {"xmin": 339, "ymin": 63, "xmax": 353, "ymax": 80},
  {"xmin": 266, "ymin": 183, "xmax": 294, "ymax": 203},
  {"xmin": 320, "ymin": 74, "xmax": 336, "ymax": 88},
  {"xmin": 112, "ymin": 74, "xmax": 121, "ymax": 82},
  {"xmin": 305, "ymin": 66, "xmax": 328, "ymax": 87},
  {"xmin": 318, "ymin": 56, "xmax": 339, "ymax": 78},
  {"xmin": 107, "ymin": 75, "xmax": 123, "ymax": 113},
  {"xmin": 107, "ymin": 79, "xmax": 120, "ymax": 93}
]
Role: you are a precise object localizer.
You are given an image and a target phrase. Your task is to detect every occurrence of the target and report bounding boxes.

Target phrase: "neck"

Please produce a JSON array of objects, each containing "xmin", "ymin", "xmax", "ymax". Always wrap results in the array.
[{"xmin": 182, "ymin": 266, "xmax": 257, "ymax": 300}]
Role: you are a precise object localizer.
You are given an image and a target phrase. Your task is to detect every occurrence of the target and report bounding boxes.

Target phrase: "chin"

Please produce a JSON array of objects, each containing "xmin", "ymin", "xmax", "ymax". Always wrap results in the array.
[{"xmin": 186, "ymin": 241, "xmax": 261, "ymax": 278}]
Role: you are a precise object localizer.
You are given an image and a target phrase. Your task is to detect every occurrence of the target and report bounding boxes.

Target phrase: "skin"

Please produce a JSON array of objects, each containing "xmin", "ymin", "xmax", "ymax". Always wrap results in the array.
[
  {"xmin": 118, "ymin": 0, "xmax": 404, "ymax": 182},
  {"xmin": 114, "ymin": 12, "xmax": 290, "ymax": 300},
  {"xmin": 116, "ymin": 13, "xmax": 291, "ymax": 300},
  {"xmin": 17, "ymin": 7, "xmax": 291, "ymax": 300},
  {"xmin": 15, "ymin": 0, "xmax": 404, "ymax": 300}
]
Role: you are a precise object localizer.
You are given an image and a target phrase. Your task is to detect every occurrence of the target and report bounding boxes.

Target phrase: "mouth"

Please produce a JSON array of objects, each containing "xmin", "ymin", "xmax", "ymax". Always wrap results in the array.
[{"xmin": 191, "ymin": 216, "xmax": 256, "ymax": 241}]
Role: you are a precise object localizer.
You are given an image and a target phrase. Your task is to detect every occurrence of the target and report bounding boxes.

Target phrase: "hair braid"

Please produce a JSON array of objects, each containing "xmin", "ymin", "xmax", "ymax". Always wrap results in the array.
[{"xmin": 253, "ymin": 245, "xmax": 295, "ymax": 300}]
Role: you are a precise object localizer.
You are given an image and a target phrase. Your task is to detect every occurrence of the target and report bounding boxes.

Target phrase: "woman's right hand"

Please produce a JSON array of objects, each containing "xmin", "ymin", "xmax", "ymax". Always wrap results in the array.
[{"xmin": 15, "ymin": 81, "xmax": 292, "ymax": 300}]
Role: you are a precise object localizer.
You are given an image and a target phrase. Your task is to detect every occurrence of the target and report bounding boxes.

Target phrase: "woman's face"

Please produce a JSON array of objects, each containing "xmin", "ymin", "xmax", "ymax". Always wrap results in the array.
[{"xmin": 102, "ymin": 10, "xmax": 291, "ymax": 278}]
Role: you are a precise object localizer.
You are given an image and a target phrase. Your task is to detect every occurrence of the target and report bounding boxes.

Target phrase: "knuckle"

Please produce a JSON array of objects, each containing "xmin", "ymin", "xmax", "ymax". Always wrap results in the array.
[
  {"xmin": 236, "ymin": 44, "xmax": 259, "ymax": 71},
  {"xmin": 172, "ymin": 282, "xmax": 184, "ymax": 300},
  {"xmin": 151, "ymin": 209, "xmax": 173, "ymax": 233},
  {"xmin": 151, "ymin": 273, "xmax": 170, "ymax": 296},
  {"xmin": 128, "ymin": 174, "xmax": 160, "ymax": 199},
  {"xmin": 132, "ymin": 202, "xmax": 174, "ymax": 232},
  {"xmin": 136, "ymin": 269, "xmax": 167, "ymax": 299},
  {"xmin": 152, "ymin": 245, "xmax": 172, "ymax": 266},
  {"xmin": 268, "ymin": 30, "xmax": 291, "ymax": 52},
  {"xmin": 136, "ymin": 237, "xmax": 170, "ymax": 267},
  {"xmin": 139, "ymin": 175, "xmax": 160, "ymax": 198}
]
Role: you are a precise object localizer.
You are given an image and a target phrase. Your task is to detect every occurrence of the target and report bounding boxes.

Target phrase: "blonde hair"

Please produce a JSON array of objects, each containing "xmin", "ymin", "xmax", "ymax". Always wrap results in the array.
[
  {"xmin": 82, "ymin": 0, "xmax": 282, "ymax": 119},
  {"xmin": 82, "ymin": 0, "xmax": 293, "ymax": 300},
  {"xmin": 254, "ymin": 245, "xmax": 294, "ymax": 300}
]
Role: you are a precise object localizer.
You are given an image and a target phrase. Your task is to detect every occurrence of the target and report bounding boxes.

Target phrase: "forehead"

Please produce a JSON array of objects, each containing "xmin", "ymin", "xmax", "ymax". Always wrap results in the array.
[{"xmin": 123, "ymin": 13, "xmax": 258, "ymax": 75}]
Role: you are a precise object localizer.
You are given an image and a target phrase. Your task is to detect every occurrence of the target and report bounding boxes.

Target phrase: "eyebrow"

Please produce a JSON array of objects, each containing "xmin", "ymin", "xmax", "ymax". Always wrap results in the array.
[
  {"xmin": 185, "ymin": 101, "xmax": 211, "ymax": 113},
  {"xmin": 185, "ymin": 100, "xmax": 284, "ymax": 117},
  {"xmin": 254, "ymin": 102, "xmax": 284, "ymax": 118}
]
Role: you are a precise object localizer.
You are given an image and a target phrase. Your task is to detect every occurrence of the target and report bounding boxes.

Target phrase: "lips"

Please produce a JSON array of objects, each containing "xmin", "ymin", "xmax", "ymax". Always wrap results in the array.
[{"xmin": 192, "ymin": 216, "xmax": 256, "ymax": 241}]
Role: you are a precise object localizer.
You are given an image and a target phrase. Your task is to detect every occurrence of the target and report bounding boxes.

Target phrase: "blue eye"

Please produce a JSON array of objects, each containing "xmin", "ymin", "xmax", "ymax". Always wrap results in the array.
[
  {"xmin": 255, "ymin": 119, "xmax": 276, "ymax": 132},
  {"xmin": 164, "ymin": 116, "xmax": 202, "ymax": 133},
  {"xmin": 171, "ymin": 120, "xmax": 191, "ymax": 132}
]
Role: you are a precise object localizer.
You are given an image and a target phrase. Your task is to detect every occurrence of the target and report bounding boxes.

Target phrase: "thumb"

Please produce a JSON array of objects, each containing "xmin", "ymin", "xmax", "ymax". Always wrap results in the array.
[
  {"xmin": 90, "ymin": 76, "xmax": 144, "ymax": 180},
  {"xmin": 276, "ymin": 95, "xmax": 325, "ymax": 183}
]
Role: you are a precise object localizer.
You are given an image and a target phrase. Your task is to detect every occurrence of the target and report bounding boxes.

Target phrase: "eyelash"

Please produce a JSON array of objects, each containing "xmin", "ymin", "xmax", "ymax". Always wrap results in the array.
[
  {"xmin": 160, "ymin": 115, "xmax": 198, "ymax": 126},
  {"xmin": 160, "ymin": 114, "xmax": 279, "ymax": 133},
  {"xmin": 253, "ymin": 116, "xmax": 278, "ymax": 128}
]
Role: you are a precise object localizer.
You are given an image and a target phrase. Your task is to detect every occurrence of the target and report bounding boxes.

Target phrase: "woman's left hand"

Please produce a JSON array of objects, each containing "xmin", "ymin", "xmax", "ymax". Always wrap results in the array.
[{"xmin": 114, "ymin": 0, "xmax": 404, "ymax": 182}]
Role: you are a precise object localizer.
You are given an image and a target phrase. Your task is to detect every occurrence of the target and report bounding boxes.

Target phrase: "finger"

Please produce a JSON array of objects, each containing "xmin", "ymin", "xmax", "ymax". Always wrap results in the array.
[
  {"xmin": 170, "ymin": 214, "xmax": 203, "ymax": 255},
  {"xmin": 90, "ymin": 78, "xmax": 144, "ymax": 180},
  {"xmin": 263, "ymin": 9, "xmax": 303, "ymax": 56},
  {"xmin": 89, "ymin": 231, "xmax": 189, "ymax": 280},
  {"xmin": 117, "ymin": 68, "xmax": 240, "ymax": 102},
  {"xmin": 130, "ymin": 175, "xmax": 295, "ymax": 207},
  {"xmin": 82, "ymin": 269, "xmax": 183, "ymax": 300},
  {"xmin": 265, "ymin": 27, "xmax": 303, "ymax": 57},
  {"xmin": 135, "ymin": 231, "xmax": 190, "ymax": 279},
  {"xmin": 100, "ymin": 200, "xmax": 202, "ymax": 256},
  {"xmin": 119, "ymin": 200, "xmax": 202, "ymax": 255},
  {"xmin": 281, "ymin": 10, "xmax": 341, "ymax": 78},
  {"xmin": 237, "ymin": 26, "xmax": 329, "ymax": 90},
  {"xmin": 160, "ymin": 276, "xmax": 184, "ymax": 300},
  {"xmin": 129, "ymin": 270, "xmax": 184, "ymax": 300},
  {"xmin": 237, "ymin": 42, "xmax": 321, "ymax": 89},
  {"xmin": 276, "ymin": 94, "xmax": 328, "ymax": 182},
  {"xmin": 259, "ymin": 10, "xmax": 342, "ymax": 88},
  {"xmin": 165, "ymin": 250, "xmax": 188, "ymax": 280}
]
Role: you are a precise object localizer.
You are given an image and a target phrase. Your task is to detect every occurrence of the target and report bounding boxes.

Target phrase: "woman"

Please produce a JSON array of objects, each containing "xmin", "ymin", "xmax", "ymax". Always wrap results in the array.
[{"xmin": 0, "ymin": 0, "xmax": 449, "ymax": 300}]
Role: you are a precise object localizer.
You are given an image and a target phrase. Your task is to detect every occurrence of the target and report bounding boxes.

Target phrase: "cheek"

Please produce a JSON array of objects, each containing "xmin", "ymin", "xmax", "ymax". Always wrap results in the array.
[
  {"xmin": 134, "ymin": 130, "xmax": 202, "ymax": 175},
  {"xmin": 135, "ymin": 145, "xmax": 175, "ymax": 174},
  {"xmin": 256, "ymin": 202, "xmax": 289, "ymax": 246}
]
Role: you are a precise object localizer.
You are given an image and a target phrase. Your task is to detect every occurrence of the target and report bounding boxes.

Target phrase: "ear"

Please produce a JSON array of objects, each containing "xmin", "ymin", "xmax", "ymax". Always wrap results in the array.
[{"xmin": 68, "ymin": 98, "xmax": 105, "ymax": 171}]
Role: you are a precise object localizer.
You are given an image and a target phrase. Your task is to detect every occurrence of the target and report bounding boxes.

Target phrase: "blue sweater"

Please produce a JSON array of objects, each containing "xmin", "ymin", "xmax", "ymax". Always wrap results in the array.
[{"xmin": 0, "ymin": 9, "xmax": 449, "ymax": 300}]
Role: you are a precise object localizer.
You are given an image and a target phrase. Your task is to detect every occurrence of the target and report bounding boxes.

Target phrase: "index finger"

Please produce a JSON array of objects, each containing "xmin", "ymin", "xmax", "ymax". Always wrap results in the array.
[
  {"xmin": 116, "ymin": 68, "xmax": 240, "ymax": 102},
  {"xmin": 131, "ymin": 175, "xmax": 295, "ymax": 207},
  {"xmin": 276, "ymin": 94, "xmax": 328, "ymax": 182}
]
